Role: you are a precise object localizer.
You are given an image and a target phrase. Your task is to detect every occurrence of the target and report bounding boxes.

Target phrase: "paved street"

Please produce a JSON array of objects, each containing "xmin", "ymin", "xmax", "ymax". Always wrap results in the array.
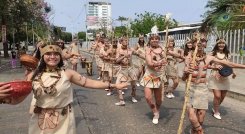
[
  {"xmin": 0, "ymin": 55, "xmax": 245, "ymax": 134},
  {"xmin": 1, "ymin": 0, "xmax": 245, "ymax": 133}
]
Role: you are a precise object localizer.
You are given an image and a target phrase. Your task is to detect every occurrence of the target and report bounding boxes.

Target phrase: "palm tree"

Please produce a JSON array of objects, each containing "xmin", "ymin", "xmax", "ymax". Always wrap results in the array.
[
  {"xmin": 201, "ymin": 0, "xmax": 245, "ymax": 32},
  {"xmin": 117, "ymin": 16, "xmax": 128, "ymax": 26}
]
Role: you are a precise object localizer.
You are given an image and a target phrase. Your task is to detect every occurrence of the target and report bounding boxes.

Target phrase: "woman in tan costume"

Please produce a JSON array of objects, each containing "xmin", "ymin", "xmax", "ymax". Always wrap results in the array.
[
  {"xmin": 69, "ymin": 41, "xmax": 81, "ymax": 71},
  {"xmin": 183, "ymin": 40, "xmax": 208, "ymax": 134},
  {"xmin": 56, "ymin": 39, "xmax": 72, "ymax": 69},
  {"xmin": 165, "ymin": 36, "xmax": 184, "ymax": 99},
  {"xmin": 90, "ymin": 34, "xmax": 104, "ymax": 79},
  {"xmin": 208, "ymin": 38, "xmax": 236, "ymax": 120},
  {"xmin": 111, "ymin": 39, "xmax": 121, "ymax": 81},
  {"xmin": 29, "ymin": 40, "xmax": 73, "ymax": 114},
  {"xmin": 99, "ymin": 38, "xmax": 114, "ymax": 95},
  {"xmin": 140, "ymin": 35, "xmax": 167, "ymax": 124},
  {"xmin": 183, "ymin": 38, "xmax": 245, "ymax": 134},
  {"xmin": 134, "ymin": 34, "xmax": 147, "ymax": 84},
  {"xmin": 2, "ymin": 45, "xmax": 127, "ymax": 134},
  {"xmin": 183, "ymin": 37, "xmax": 194, "ymax": 57},
  {"xmin": 115, "ymin": 37, "xmax": 141, "ymax": 106}
]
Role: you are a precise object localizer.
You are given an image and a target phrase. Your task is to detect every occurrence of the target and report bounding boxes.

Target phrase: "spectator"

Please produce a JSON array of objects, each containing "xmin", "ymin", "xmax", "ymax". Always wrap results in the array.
[{"xmin": 11, "ymin": 49, "xmax": 17, "ymax": 68}]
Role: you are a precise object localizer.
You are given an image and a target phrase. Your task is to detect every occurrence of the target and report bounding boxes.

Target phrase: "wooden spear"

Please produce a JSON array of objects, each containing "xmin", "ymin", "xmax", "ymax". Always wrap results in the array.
[
  {"xmin": 111, "ymin": 27, "xmax": 115, "ymax": 79},
  {"xmin": 164, "ymin": 13, "xmax": 171, "ymax": 49},
  {"xmin": 177, "ymin": 32, "xmax": 200, "ymax": 134},
  {"xmin": 162, "ymin": 13, "xmax": 171, "ymax": 101}
]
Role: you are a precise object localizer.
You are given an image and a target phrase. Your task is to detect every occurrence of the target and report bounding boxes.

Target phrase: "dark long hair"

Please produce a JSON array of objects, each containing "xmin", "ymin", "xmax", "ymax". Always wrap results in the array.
[
  {"xmin": 212, "ymin": 40, "xmax": 230, "ymax": 58},
  {"xmin": 138, "ymin": 37, "xmax": 145, "ymax": 47},
  {"xmin": 33, "ymin": 47, "xmax": 41, "ymax": 60},
  {"xmin": 184, "ymin": 43, "xmax": 194, "ymax": 56},
  {"xmin": 58, "ymin": 43, "xmax": 65, "ymax": 50},
  {"xmin": 31, "ymin": 54, "xmax": 64, "ymax": 80}
]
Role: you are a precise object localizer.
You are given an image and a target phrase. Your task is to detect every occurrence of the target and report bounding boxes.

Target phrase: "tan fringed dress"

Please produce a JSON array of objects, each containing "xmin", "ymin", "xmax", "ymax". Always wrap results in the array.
[
  {"xmin": 165, "ymin": 49, "xmax": 179, "ymax": 79},
  {"xmin": 29, "ymin": 70, "xmax": 81, "ymax": 134},
  {"xmin": 208, "ymin": 52, "xmax": 231, "ymax": 91},
  {"xmin": 140, "ymin": 47, "xmax": 167, "ymax": 88},
  {"xmin": 135, "ymin": 45, "xmax": 146, "ymax": 67}
]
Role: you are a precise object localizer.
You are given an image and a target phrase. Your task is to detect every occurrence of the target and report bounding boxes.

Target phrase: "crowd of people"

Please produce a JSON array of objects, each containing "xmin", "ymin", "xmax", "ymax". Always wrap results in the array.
[
  {"xmin": 1, "ymin": 32, "xmax": 245, "ymax": 134},
  {"xmin": 87, "ymin": 32, "xmax": 245, "ymax": 134}
]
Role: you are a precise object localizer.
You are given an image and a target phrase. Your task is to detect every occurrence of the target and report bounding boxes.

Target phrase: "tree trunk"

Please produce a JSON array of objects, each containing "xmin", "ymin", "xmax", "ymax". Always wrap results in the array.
[{"xmin": 1, "ymin": 15, "xmax": 9, "ymax": 58}]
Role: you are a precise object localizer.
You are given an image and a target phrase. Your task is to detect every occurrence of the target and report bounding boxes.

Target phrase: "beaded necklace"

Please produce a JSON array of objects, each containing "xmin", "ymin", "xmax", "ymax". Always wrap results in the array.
[
  {"xmin": 216, "ymin": 52, "xmax": 226, "ymax": 60},
  {"xmin": 34, "ymin": 68, "xmax": 61, "ymax": 98},
  {"xmin": 150, "ymin": 46, "xmax": 164, "ymax": 61},
  {"xmin": 195, "ymin": 52, "xmax": 206, "ymax": 66}
]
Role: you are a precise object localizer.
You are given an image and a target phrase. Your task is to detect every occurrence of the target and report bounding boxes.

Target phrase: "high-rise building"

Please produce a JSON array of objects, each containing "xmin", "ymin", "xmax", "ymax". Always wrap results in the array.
[{"xmin": 86, "ymin": 1, "xmax": 112, "ymax": 32}]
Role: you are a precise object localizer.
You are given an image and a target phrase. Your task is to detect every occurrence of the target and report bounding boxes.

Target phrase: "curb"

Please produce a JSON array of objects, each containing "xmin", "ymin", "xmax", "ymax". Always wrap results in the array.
[{"xmin": 227, "ymin": 90, "xmax": 245, "ymax": 102}]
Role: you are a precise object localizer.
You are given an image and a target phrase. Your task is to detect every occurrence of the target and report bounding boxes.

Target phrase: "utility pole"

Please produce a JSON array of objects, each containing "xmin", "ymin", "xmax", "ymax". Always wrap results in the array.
[
  {"xmin": 84, "ymin": 2, "xmax": 88, "ymax": 50},
  {"xmin": 106, "ymin": 0, "xmax": 109, "ymax": 36}
]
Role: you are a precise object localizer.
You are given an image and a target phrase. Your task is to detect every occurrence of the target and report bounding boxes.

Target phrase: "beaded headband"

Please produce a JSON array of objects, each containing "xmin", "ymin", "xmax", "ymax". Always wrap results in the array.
[
  {"xmin": 40, "ymin": 45, "xmax": 62, "ymax": 57},
  {"xmin": 216, "ymin": 39, "xmax": 226, "ymax": 44}
]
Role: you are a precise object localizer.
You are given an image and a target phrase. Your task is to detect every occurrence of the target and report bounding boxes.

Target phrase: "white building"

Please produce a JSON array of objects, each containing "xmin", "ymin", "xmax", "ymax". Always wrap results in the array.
[{"xmin": 86, "ymin": 1, "xmax": 112, "ymax": 32}]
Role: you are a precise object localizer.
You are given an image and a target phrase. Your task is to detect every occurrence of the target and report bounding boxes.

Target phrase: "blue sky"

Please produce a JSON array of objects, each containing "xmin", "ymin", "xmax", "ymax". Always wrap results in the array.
[{"xmin": 47, "ymin": 0, "xmax": 209, "ymax": 34}]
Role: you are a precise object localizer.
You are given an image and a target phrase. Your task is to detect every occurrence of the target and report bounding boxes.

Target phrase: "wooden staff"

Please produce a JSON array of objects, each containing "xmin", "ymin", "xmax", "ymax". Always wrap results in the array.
[
  {"xmin": 177, "ymin": 32, "xmax": 200, "ymax": 134},
  {"xmin": 162, "ymin": 13, "xmax": 171, "ymax": 101},
  {"xmin": 111, "ymin": 28, "xmax": 115, "ymax": 79},
  {"xmin": 126, "ymin": 18, "xmax": 130, "ymax": 71},
  {"xmin": 164, "ymin": 14, "xmax": 171, "ymax": 50}
]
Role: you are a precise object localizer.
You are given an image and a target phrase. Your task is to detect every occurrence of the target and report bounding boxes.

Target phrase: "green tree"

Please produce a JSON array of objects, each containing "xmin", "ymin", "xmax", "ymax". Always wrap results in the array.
[
  {"xmin": 201, "ymin": 0, "xmax": 245, "ymax": 32},
  {"xmin": 52, "ymin": 26, "xmax": 62, "ymax": 40},
  {"xmin": 61, "ymin": 32, "xmax": 72, "ymax": 42},
  {"xmin": 77, "ymin": 32, "xmax": 86, "ymax": 41},
  {"xmin": 130, "ymin": 11, "xmax": 178, "ymax": 36},
  {"xmin": 0, "ymin": 0, "xmax": 50, "ymax": 57},
  {"xmin": 117, "ymin": 16, "xmax": 128, "ymax": 26},
  {"xmin": 114, "ymin": 26, "xmax": 127, "ymax": 38}
]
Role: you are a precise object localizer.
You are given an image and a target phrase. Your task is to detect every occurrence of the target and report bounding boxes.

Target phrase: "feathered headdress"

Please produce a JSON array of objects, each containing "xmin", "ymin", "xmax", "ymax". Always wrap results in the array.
[{"xmin": 151, "ymin": 25, "xmax": 159, "ymax": 35}]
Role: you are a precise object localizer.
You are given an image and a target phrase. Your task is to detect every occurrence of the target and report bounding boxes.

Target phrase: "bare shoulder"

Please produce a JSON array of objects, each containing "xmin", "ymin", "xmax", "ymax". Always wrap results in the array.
[
  {"xmin": 175, "ymin": 47, "xmax": 182, "ymax": 51},
  {"xmin": 62, "ymin": 49, "xmax": 69, "ymax": 53},
  {"xmin": 207, "ymin": 52, "xmax": 213, "ymax": 56},
  {"xmin": 145, "ymin": 47, "xmax": 150, "ymax": 52},
  {"xmin": 205, "ymin": 55, "xmax": 215, "ymax": 64},
  {"xmin": 129, "ymin": 47, "xmax": 135, "ymax": 52}
]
